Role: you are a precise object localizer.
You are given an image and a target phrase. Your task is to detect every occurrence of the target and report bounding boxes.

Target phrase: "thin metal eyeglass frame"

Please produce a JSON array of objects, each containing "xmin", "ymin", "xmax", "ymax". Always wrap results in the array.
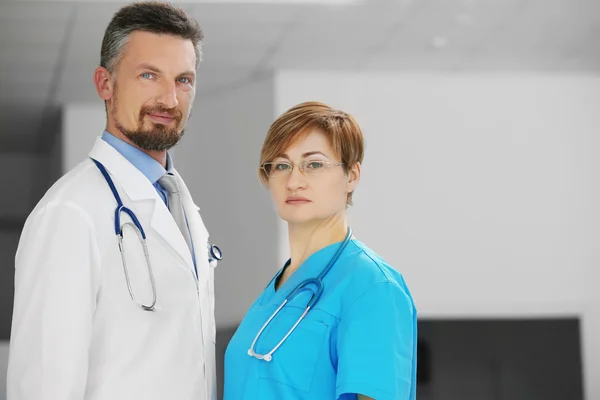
[{"xmin": 260, "ymin": 160, "xmax": 344, "ymax": 177}]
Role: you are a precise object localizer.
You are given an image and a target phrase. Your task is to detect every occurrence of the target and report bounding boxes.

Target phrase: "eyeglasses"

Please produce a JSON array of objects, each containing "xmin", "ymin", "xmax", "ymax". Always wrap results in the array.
[{"xmin": 260, "ymin": 160, "xmax": 344, "ymax": 178}]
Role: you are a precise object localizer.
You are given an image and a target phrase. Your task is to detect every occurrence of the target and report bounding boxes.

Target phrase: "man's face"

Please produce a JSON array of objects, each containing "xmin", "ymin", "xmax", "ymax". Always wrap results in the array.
[{"xmin": 106, "ymin": 31, "xmax": 197, "ymax": 151}]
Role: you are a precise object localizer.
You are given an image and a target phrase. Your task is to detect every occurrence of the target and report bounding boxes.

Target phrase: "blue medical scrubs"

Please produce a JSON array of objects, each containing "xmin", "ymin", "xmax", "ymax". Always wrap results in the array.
[{"xmin": 224, "ymin": 238, "xmax": 417, "ymax": 400}]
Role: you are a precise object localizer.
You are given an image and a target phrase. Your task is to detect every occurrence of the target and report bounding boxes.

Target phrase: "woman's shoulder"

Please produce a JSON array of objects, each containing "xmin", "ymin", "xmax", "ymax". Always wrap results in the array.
[{"xmin": 336, "ymin": 239, "xmax": 413, "ymax": 299}]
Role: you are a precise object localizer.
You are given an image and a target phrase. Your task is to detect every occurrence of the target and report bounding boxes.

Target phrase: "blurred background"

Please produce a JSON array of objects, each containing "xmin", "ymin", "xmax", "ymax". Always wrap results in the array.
[{"xmin": 1, "ymin": 0, "xmax": 599, "ymax": 399}]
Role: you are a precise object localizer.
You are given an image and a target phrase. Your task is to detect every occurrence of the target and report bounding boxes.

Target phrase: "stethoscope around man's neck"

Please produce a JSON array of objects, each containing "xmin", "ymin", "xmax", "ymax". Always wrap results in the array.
[{"xmin": 91, "ymin": 157, "xmax": 222, "ymax": 312}]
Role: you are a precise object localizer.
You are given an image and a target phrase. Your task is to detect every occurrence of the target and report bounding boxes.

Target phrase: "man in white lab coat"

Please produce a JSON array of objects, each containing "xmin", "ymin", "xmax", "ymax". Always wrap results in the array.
[{"xmin": 7, "ymin": 2, "xmax": 217, "ymax": 399}]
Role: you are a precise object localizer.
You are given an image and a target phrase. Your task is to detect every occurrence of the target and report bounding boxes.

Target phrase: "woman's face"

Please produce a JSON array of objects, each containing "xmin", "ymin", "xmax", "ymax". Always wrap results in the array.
[{"xmin": 266, "ymin": 129, "xmax": 360, "ymax": 226}]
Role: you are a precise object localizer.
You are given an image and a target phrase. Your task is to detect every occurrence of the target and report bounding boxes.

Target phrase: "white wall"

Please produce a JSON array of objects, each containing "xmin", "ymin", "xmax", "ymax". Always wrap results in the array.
[
  {"xmin": 63, "ymin": 105, "xmax": 107, "ymax": 172},
  {"xmin": 275, "ymin": 71, "xmax": 600, "ymax": 399}
]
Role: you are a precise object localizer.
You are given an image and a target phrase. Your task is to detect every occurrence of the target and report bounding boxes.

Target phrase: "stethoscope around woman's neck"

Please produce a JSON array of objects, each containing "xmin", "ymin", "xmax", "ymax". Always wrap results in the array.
[
  {"xmin": 281, "ymin": 227, "xmax": 353, "ymax": 283},
  {"xmin": 248, "ymin": 226, "xmax": 353, "ymax": 362}
]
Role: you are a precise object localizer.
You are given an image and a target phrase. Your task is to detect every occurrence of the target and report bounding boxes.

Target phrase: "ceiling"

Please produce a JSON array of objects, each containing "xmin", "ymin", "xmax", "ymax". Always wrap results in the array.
[{"xmin": 1, "ymin": 0, "xmax": 599, "ymax": 152}]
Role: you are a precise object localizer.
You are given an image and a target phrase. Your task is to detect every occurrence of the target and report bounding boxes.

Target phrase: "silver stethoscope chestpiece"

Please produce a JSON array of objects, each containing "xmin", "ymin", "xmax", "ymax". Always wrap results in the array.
[
  {"xmin": 208, "ymin": 244, "xmax": 222, "ymax": 268},
  {"xmin": 210, "ymin": 245, "xmax": 222, "ymax": 261}
]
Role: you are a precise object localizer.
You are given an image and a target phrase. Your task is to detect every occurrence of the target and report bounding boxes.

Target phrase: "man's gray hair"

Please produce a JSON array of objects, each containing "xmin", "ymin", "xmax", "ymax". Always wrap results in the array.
[{"xmin": 100, "ymin": 1, "xmax": 204, "ymax": 74}]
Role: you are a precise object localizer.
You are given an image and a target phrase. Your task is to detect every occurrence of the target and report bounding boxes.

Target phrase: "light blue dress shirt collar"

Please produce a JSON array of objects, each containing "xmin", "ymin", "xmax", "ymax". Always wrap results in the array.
[{"xmin": 101, "ymin": 130, "xmax": 174, "ymax": 184}]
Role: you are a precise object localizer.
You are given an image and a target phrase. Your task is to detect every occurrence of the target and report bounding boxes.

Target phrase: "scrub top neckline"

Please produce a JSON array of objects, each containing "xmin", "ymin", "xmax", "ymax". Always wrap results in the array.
[{"xmin": 265, "ymin": 238, "xmax": 357, "ymax": 306}]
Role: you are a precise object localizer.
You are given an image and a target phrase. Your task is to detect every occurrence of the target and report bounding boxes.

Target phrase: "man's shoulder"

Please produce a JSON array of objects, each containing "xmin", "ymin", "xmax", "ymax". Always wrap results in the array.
[{"xmin": 31, "ymin": 158, "xmax": 102, "ymax": 214}]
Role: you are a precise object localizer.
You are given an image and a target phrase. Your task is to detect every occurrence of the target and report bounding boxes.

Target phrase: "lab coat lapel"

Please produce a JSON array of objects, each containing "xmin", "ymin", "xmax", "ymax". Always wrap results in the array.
[
  {"xmin": 174, "ymin": 169, "xmax": 215, "ymax": 356},
  {"xmin": 88, "ymin": 137, "xmax": 195, "ymax": 273},
  {"xmin": 173, "ymin": 168, "xmax": 210, "ymax": 288},
  {"xmin": 150, "ymin": 197, "xmax": 196, "ymax": 274}
]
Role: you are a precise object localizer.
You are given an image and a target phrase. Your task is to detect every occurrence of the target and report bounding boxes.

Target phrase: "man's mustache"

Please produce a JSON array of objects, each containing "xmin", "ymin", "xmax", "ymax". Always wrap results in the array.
[{"xmin": 140, "ymin": 106, "xmax": 183, "ymax": 121}]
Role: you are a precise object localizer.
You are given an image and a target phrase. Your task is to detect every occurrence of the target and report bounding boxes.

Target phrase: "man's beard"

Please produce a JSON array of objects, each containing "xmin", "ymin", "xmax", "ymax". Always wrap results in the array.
[{"xmin": 112, "ymin": 94, "xmax": 186, "ymax": 152}]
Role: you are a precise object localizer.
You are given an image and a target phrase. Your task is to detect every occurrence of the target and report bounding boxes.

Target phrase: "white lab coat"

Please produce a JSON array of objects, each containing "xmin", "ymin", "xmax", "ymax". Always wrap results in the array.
[{"xmin": 7, "ymin": 137, "xmax": 217, "ymax": 400}]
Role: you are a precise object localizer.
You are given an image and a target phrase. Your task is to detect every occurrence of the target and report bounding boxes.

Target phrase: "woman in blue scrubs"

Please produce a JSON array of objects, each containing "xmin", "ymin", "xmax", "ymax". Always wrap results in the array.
[{"xmin": 224, "ymin": 101, "xmax": 417, "ymax": 400}]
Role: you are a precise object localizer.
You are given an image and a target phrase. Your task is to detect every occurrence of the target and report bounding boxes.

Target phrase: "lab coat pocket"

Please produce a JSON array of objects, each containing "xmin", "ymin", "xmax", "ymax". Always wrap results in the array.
[{"xmin": 257, "ymin": 306, "xmax": 329, "ymax": 392}]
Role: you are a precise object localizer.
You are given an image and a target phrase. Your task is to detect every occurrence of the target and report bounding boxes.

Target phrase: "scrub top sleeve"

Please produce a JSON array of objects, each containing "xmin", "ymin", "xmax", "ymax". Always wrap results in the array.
[{"xmin": 335, "ymin": 281, "xmax": 416, "ymax": 400}]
